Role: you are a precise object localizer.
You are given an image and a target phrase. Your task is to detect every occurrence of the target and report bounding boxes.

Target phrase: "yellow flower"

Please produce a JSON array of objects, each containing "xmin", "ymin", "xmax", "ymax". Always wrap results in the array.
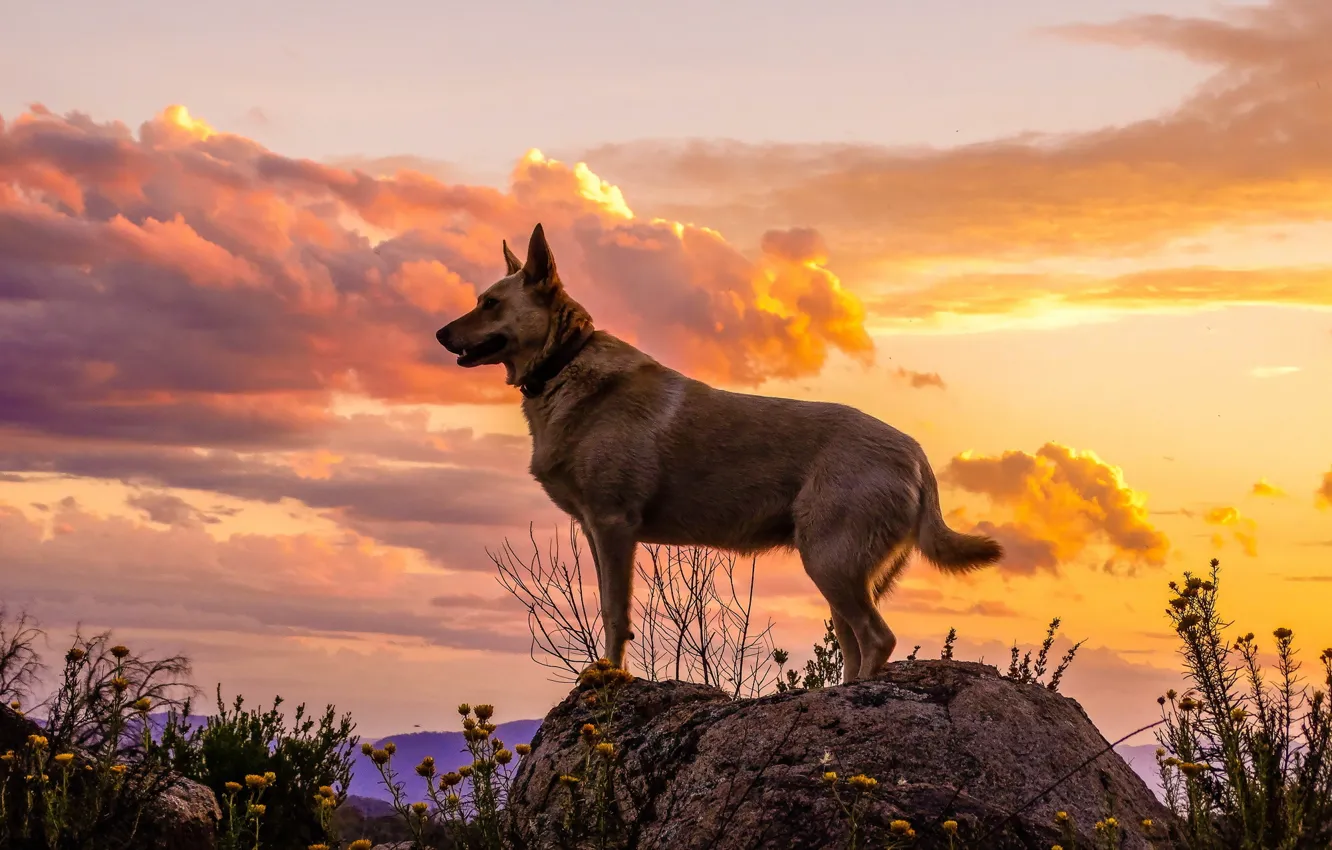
[
  {"xmin": 1155, "ymin": 747, "xmax": 1166, "ymax": 758},
  {"xmin": 27, "ymin": 734, "xmax": 48, "ymax": 750},
  {"xmin": 1177, "ymin": 614, "xmax": 1201, "ymax": 630},
  {"xmin": 942, "ymin": 820, "xmax": 958, "ymax": 835},
  {"xmin": 8, "ymin": 700, "xmax": 18, "ymax": 710},
  {"xmin": 53, "ymin": 753, "xmax": 75, "ymax": 767},
  {"xmin": 1052, "ymin": 846, "xmax": 1064, "ymax": 850},
  {"xmin": 475, "ymin": 704, "xmax": 495, "ymax": 721},
  {"xmin": 1, "ymin": 751, "xmax": 14, "ymax": 763},
  {"xmin": 383, "ymin": 742, "xmax": 396, "ymax": 756},
  {"xmin": 360, "ymin": 742, "xmax": 373, "ymax": 756},
  {"xmin": 1166, "ymin": 689, "xmax": 1177, "ymax": 700},
  {"xmin": 558, "ymin": 774, "xmax": 580, "ymax": 786},
  {"xmin": 441, "ymin": 772, "xmax": 462, "ymax": 787},
  {"xmin": 515, "ymin": 743, "xmax": 531, "ymax": 756},
  {"xmin": 1273, "ymin": 627, "xmax": 1293, "ymax": 640},
  {"xmin": 111, "ymin": 677, "xmax": 130, "ymax": 693},
  {"xmin": 263, "ymin": 771, "xmax": 276, "ymax": 784},
  {"xmin": 458, "ymin": 765, "xmax": 473, "ymax": 778},
  {"xmin": 66, "ymin": 647, "xmax": 87, "ymax": 663},
  {"xmin": 110, "ymin": 645, "xmax": 131, "ymax": 659},
  {"xmin": 1231, "ymin": 707, "xmax": 1247, "ymax": 721},
  {"xmin": 1141, "ymin": 818, "xmax": 1154, "ymax": 830},
  {"xmin": 249, "ymin": 803, "xmax": 267, "ymax": 816},
  {"xmin": 593, "ymin": 743, "xmax": 614, "ymax": 759},
  {"xmin": 497, "ymin": 748, "xmax": 515, "ymax": 764},
  {"xmin": 1105, "ymin": 817, "xmax": 1118, "ymax": 828},
  {"xmin": 847, "ymin": 774, "xmax": 877, "ymax": 792},
  {"xmin": 457, "ymin": 703, "xmax": 471, "ymax": 716},
  {"xmin": 109, "ymin": 764, "xmax": 127, "ymax": 774},
  {"xmin": 1054, "ymin": 811, "xmax": 1069, "ymax": 824},
  {"xmin": 415, "ymin": 757, "xmax": 436, "ymax": 777},
  {"xmin": 1180, "ymin": 762, "xmax": 1206, "ymax": 777},
  {"xmin": 225, "ymin": 781, "xmax": 242, "ymax": 792},
  {"xmin": 1095, "ymin": 820, "xmax": 1107, "ymax": 832},
  {"xmin": 318, "ymin": 785, "xmax": 335, "ymax": 799},
  {"xmin": 134, "ymin": 697, "xmax": 152, "ymax": 713},
  {"xmin": 370, "ymin": 749, "xmax": 390, "ymax": 765},
  {"xmin": 580, "ymin": 723, "xmax": 600, "ymax": 742},
  {"xmin": 309, "ymin": 845, "xmax": 330, "ymax": 850},
  {"xmin": 349, "ymin": 842, "xmax": 374, "ymax": 850},
  {"xmin": 463, "ymin": 718, "xmax": 478, "ymax": 731},
  {"xmin": 445, "ymin": 793, "xmax": 461, "ymax": 806},
  {"xmin": 411, "ymin": 801, "xmax": 429, "ymax": 817},
  {"xmin": 822, "ymin": 771, "xmax": 837, "ymax": 784},
  {"xmin": 245, "ymin": 774, "xmax": 267, "ymax": 788},
  {"xmin": 889, "ymin": 819, "xmax": 911, "ymax": 834}
]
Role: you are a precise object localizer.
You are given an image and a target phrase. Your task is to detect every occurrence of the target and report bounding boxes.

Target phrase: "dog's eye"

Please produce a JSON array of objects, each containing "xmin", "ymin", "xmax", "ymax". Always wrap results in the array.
[{"xmin": 480, "ymin": 296, "xmax": 500, "ymax": 311}]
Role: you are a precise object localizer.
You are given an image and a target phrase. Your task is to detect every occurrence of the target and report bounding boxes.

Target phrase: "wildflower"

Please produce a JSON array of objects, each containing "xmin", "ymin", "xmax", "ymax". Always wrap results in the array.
[
  {"xmin": 111, "ymin": 676, "xmax": 130, "ymax": 693},
  {"xmin": 1169, "ymin": 598, "xmax": 1189, "ymax": 611},
  {"xmin": 515, "ymin": 743, "xmax": 531, "ymax": 756},
  {"xmin": 1274, "ymin": 627, "xmax": 1293, "ymax": 640},
  {"xmin": 772, "ymin": 648, "xmax": 789, "ymax": 665},
  {"xmin": 593, "ymin": 743, "xmax": 614, "ymax": 758},
  {"xmin": 1164, "ymin": 757, "xmax": 1182, "ymax": 767},
  {"xmin": 1053, "ymin": 846, "xmax": 1064, "ymax": 850},
  {"xmin": 463, "ymin": 717, "xmax": 478, "ymax": 730},
  {"xmin": 110, "ymin": 645, "xmax": 131, "ymax": 659},
  {"xmin": 458, "ymin": 703, "xmax": 471, "ymax": 716},
  {"xmin": 27, "ymin": 734, "xmax": 47, "ymax": 750},
  {"xmin": 1054, "ymin": 811, "xmax": 1070, "ymax": 824},
  {"xmin": 497, "ymin": 748, "xmax": 515, "ymax": 764},
  {"xmin": 1186, "ymin": 576, "xmax": 1204, "ymax": 590},
  {"xmin": 1105, "ymin": 817, "xmax": 1118, "ymax": 828},
  {"xmin": 474, "ymin": 704, "xmax": 494, "ymax": 721},
  {"xmin": 1177, "ymin": 614, "xmax": 1201, "ymax": 630},
  {"xmin": 889, "ymin": 819, "xmax": 911, "ymax": 834},
  {"xmin": 445, "ymin": 793, "xmax": 461, "ymax": 806},
  {"xmin": 1180, "ymin": 762, "xmax": 1206, "ymax": 777},
  {"xmin": 1, "ymin": 751, "xmax": 13, "ymax": 763},
  {"xmin": 1155, "ymin": 747, "xmax": 1166, "ymax": 758},
  {"xmin": 370, "ymin": 749, "xmax": 390, "ymax": 765},
  {"xmin": 1141, "ymin": 818, "xmax": 1154, "ymax": 830},
  {"xmin": 134, "ymin": 697, "xmax": 152, "ymax": 713},
  {"xmin": 249, "ymin": 803, "xmax": 267, "ymax": 816},
  {"xmin": 1321, "ymin": 648, "xmax": 1332, "ymax": 662},
  {"xmin": 53, "ymin": 753, "xmax": 75, "ymax": 767},
  {"xmin": 245, "ymin": 774, "xmax": 267, "ymax": 789},
  {"xmin": 847, "ymin": 774, "xmax": 877, "ymax": 791},
  {"xmin": 109, "ymin": 764, "xmax": 127, "ymax": 774},
  {"xmin": 349, "ymin": 842, "xmax": 374, "ymax": 850},
  {"xmin": 458, "ymin": 765, "xmax": 473, "ymax": 778},
  {"xmin": 1168, "ymin": 581, "xmax": 1178, "ymax": 590},
  {"xmin": 1201, "ymin": 581, "xmax": 1214, "ymax": 591},
  {"xmin": 822, "ymin": 771, "xmax": 837, "ymax": 784},
  {"xmin": 1157, "ymin": 696, "xmax": 1166, "ymax": 706},
  {"xmin": 225, "ymin": 781, "xmax": 242, "ymax": 793},
  {"xmin": 1095, "ymin": 820, "xmax": 1107, "ymax": 832},
  {"xmin": 319, "ymin": 785, "xmax": 336, "ymax": 799},
  {"xmin": 309, "ymin": 845, "xmax": 330, "ymax": 850},
  {"xmin": 558, "ymin": 774, "xmax": 580, "ymax": 787},
  {"xmin": 580, "ymin": 723, "xmax": 600, "ymax": 742},
  {"xmin": 1231, "ymin": 707, "xmax": 1247, "ymax": 721},
  {"xmin": 263, "ymin": 771, "xmax": 276, "ymax": 785},
  {"xmin": 819, "ymin": 750, "xmax": 833, "ymax": 766},
  {"xmin": 361, "ymin": 742, "xmax": 374, "ymax": 756},
  {"xmin": 942, "ymin": 820, "xmax": 958, "ymax": 835},
  {"xmin": 441, "ymin": 772, "xmax": 462, "ymax": 787},
  {"xmin": 8, "ymin": 700, "xmax": 18, "ymax": 710},
  {"xmin": 411, "ymin": 801, "xmax": 429, "ymax": 817},
  {"xmin": 1179, "ymin": 697, "xmax": 1200, "ymax": 711},
  {"xmin": 1166, "ymin": 689, "xmax": 1177, "ymax": 700},
  {"xmin": 415, "ymin": 757, "xmax": 436, "ymax": 777},
  {"xmin": 477, "ymin": 727, "xmax": 491, "ymax": 739},
  {"xmin": 383, "ymin": 741, "xmax": 396, "ymax": 755},
  {"xmin": 66, "ymin": 647, "xmax": 87, "ymax": 663}
]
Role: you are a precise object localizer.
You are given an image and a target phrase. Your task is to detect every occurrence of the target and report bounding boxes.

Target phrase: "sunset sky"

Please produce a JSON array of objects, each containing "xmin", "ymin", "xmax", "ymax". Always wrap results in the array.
[{"xmin": 2, "ymin": 0, "xmax": 1330, "ymax": 743}]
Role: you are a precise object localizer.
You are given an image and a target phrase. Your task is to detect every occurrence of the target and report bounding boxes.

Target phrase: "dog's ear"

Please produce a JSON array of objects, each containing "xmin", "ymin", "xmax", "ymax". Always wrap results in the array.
[
  {"xmin": 522, "ymin": 223, "xmax": 560, "ymax": 292},
  {"xmin": 502, "ymin": 240, "xmax": 523, "ymax": 276}
]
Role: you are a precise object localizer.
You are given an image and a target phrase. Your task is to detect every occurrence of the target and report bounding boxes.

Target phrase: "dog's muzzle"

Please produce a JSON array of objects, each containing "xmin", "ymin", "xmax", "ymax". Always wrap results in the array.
[{"xmin": 436, "ymin": 325, "xmax": 460, "ymax": 353}]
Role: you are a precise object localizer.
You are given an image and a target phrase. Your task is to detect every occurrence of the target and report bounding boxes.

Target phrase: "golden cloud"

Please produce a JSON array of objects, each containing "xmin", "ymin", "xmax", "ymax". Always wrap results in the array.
[
  {"xmin": 1317, "ymin": 467, "xmax": 1332, "ymax": 510},
  {"xmin": 1203, "ymin": 506, "xmax": 1258, "ymax": 557},
  {"xmin": 941, "ymin": 442, "xmax": 1170, "ymax": 574},
  {"xmin": 1250, "ymin": 478, "xmax": 1286, "ymax": 498}
]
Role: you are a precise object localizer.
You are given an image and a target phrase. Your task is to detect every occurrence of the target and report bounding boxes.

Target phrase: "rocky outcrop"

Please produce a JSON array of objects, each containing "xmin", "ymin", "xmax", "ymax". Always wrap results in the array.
[
  {"xmin": 1, "ymin": 704, "xmax": 219, "ymax": 849},
  {"xmin": 506, "ymin": 660, "xmax": 1171, "ymax": 849}
]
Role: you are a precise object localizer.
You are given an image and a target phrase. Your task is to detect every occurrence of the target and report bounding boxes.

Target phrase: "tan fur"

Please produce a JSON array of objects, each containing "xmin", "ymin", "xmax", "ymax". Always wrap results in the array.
[{"xmin": 437, "ymin": 224, "xmax": 1003, "ymax": 683}]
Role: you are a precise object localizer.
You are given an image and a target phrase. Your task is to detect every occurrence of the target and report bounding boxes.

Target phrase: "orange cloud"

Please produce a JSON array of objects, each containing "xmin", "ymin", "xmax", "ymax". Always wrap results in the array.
[
  {"xmin": 0, "ymin": 105, "xmax": 873, "ymax": 456},
  {"xmin": 894, "ymin": 367, "xmax": 946, "ymax": 390},
  {"xmin": 1317, "ymin": 467, "xmax": 1332, "ymax": 510},
  {"xmin": 942, "ymin": 443, "xmax": 1170, "ymax": 574},
  {"xmin": 1203, "ymin": 506, "xmax": 1258, "ymax": 557},
  {"xmin": 1250, "ymin": 478, "xmax": 1286, "ymax": 498}
]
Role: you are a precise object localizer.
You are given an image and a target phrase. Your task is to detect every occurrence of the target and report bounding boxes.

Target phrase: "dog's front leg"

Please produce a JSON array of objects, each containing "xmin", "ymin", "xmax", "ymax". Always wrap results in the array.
[{"xmin": 586, "ymin": 516, "xmax": 638, "ymax": 672}]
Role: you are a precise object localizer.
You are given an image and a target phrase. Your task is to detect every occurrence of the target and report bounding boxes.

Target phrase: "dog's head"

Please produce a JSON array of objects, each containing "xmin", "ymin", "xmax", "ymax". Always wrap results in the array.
[{"xmin": 436, "ymin": 223, "xmax": 589, "ymax": 386}]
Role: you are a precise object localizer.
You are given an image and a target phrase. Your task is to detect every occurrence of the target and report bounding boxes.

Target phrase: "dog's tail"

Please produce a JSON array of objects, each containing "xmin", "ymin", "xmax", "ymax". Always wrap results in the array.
[{"xmin": 915, "ymin": 464, "xmax": 1003, "ymax": 573}]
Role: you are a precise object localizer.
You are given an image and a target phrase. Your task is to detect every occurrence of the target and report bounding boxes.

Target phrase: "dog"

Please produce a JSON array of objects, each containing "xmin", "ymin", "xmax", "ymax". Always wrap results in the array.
[{"xmin": 436, "ymin": 223, "xmax": 1003, "ymax": 683}]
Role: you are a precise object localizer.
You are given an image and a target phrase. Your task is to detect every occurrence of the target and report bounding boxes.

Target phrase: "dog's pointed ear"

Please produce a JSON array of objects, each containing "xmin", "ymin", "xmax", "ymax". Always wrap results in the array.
[
  {"xmin": 522, "ymin": 223, "xmax": 559, "ymax": 291},
  {"xmin": 502, "ymin": 240, "xmax": 523, "ymax": 276}
]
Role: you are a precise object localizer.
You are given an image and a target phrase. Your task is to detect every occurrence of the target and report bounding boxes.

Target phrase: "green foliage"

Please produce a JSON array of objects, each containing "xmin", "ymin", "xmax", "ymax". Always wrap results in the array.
[
  {"xmin": 1155, "ymin": 559, "xmax": 1332, "ymax": 849},
  {"xmin": 774, "ymin": 619, "xmax": 844, "ymax": 692},
  {"xmin": 175, "ymin": 686, "xmax": 359, "ymax": 850}
]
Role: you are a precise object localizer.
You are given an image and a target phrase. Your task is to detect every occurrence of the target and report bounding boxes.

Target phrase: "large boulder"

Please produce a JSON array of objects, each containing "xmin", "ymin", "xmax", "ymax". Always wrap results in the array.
[
  {"xmin": 506, "ymin": 660, "xmax": 1171, "ymax": 849},
  {"xmin": 1, "ymin": 704, "xmax": 219, "ymax": 849}
]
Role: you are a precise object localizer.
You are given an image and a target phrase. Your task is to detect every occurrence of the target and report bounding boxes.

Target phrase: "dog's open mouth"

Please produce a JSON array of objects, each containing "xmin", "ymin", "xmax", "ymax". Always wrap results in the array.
[{"xmin": 456, "ymin": 333, "xmax": 507, "ymax": 367}]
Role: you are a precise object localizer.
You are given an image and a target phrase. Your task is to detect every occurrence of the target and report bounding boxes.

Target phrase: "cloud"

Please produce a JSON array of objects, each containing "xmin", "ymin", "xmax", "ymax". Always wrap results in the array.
[
  {"xmin": 941, "ymin": 443, "xmax": 1170, "ymax": 574},
  {"xmin": 894, "ymin": 367, "xmax": 946, "ymax": 390},
  {"xmin": 1251, "ymin": 478, "xmax": 1286, "ymax": 498},
  {"xmin": 0, "ymin": 499, "xmax": 530, "ymax": 653},
  {"xmin": 576, "ymin": 0, "xmax": 1332, "ymax": 320},
  {"xmin": 1202, "ymin": 506, "xmax": 1259, "ymax": 557},
  {"xmin": 1317, "ymin": 467, "xmax": 1332, "ymax": 510},
  {"xmin": 0, "ymin": 104, "xmax": 872, "ymax": 455},
  {"xmin": 1248, "ymin": 366, "xmax": 1301, "ymax": 378},
  {"xmin": 126, "ymin": 490, "xmax": 222, "ymax": 528}
]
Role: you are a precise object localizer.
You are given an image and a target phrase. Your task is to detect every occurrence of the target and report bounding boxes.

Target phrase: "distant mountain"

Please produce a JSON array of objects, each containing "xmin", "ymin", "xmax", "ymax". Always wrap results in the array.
[
  {"xmin": 1115, "ymin": 743, "xmax": 1165, "ymax": 800},
  {"xmin": 348, "ymin": 719, "xmax": 543, "ymax": 803},
  {"xmin": 343, "ymin": 794, "xmax": 397, "ymax": 818}
]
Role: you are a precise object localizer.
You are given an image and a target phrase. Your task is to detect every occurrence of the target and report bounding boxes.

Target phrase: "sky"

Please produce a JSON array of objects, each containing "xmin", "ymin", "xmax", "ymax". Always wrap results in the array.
[{"xmin": 1, "ymin": 0, "xmax": 1330, "ymax": 743}]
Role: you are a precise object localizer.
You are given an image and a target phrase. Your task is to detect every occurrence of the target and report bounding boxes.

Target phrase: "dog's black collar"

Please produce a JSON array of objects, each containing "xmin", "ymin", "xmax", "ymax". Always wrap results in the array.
[{"xmin": 519, "ymin": 327, "xmax": 595, "ymax": 399}]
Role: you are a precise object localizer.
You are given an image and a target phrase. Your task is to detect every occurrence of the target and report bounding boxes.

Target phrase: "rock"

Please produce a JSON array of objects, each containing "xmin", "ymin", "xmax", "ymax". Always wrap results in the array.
[
  {"xmin": 1, "ymin": 703, "xmax": 219, "ymax": 849},
  {"xmin": 506, "ymin": 660, "xmax": 1171, "ymax": 849}
]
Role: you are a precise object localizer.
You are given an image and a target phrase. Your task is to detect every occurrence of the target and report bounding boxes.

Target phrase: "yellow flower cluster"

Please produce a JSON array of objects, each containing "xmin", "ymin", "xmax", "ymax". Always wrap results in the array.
[
  {"xmin": 847, "ymin": 774, "xmax": 877, "ymax": 792},
  {"xmin": 348, "ymin": 841, "xmax": 373, "ymax": 850},
  {"xmin": 244, "ymin": 772, "xmax": 276, "ymax": 789},
  {"xmin": 110, "ymin": 645, "xmax": 131, "ymax": 659},
  {"xmin": 578, "ymin": 658, "xmax": 634, "ymax": 689}
]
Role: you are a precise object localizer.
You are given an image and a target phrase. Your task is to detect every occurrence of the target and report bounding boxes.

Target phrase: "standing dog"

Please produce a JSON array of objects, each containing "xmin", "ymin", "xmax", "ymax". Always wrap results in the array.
[{"xmin": 437, "ymin": 224, "xmax": 1003, "ymax": 683}]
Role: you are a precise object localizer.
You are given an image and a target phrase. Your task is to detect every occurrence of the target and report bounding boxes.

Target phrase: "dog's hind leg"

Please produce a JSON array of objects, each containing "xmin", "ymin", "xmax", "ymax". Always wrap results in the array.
[
  {"xmin": 829, "ymin": 611, "xmax": 861, "ymax": 686},
  {"xmin": 797, "ymin": 532, "xmax": 897, "ymax": 683}
]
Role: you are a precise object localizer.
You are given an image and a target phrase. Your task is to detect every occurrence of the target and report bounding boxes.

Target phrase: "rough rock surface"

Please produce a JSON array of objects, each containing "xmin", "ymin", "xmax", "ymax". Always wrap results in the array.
[
  {"xmin": 1, "ymin": 704, "xmax": 219, "ymax": 849},
  {"xmin": 506, "ymin": 660, "xmax": 1170, "ymax": 849}
]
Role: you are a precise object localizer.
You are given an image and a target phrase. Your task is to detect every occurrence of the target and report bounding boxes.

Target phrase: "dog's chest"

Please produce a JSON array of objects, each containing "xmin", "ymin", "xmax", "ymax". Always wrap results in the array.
[{"xmin": 525, "ymin": 412, "xmax": 585, "ymax": 516}]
